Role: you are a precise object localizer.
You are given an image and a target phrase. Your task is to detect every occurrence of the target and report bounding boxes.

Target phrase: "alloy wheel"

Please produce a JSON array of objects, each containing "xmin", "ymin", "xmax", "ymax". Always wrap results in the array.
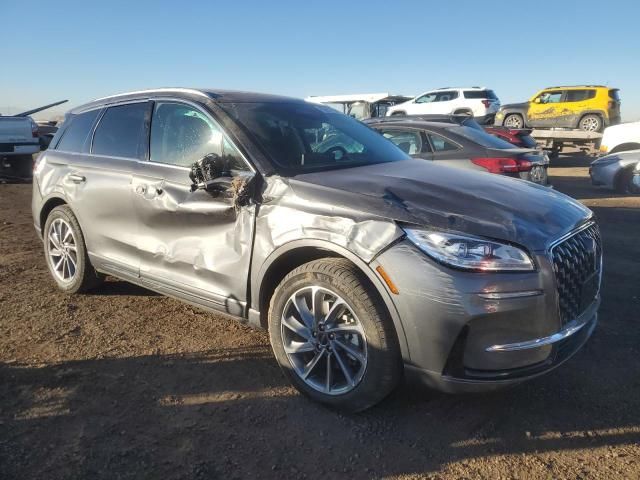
[
  {"xmin": 580, "ymin": 116, "xmax": 600, "ymax": 132},
  {"xmin": 504, "ymin": 115, "xmax": 523, "ymax": 128},
  {"xmin": 47, "ymin": 218, "xmax": 78, "ymax": 282},
  {"xmin": 281, "ymin": 286, "xmax": 368, "ymax": 395}
]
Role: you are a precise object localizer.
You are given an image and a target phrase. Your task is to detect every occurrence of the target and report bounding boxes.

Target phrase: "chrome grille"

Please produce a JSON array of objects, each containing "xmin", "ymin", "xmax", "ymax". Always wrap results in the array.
[{"xmin": 550, "ymin": 223, "xmax": 602, "ymax": 326}]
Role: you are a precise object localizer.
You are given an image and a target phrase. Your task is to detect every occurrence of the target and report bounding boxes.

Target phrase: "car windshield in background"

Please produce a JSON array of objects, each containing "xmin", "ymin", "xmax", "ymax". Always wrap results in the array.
[
  {"xmin": 223, "ymin": 102, "xmax": 409, "ymax": 173},
  {"xmin": 449, "ymin": 125, "xmax": 519, "ymax": 149}
]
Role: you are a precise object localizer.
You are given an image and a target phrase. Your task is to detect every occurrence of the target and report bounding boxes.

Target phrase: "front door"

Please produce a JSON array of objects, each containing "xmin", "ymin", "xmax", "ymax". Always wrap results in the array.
[
  {"xmin": 527, "ymin": 90, "xmax": 564, "ymax": 128},
  {"xmin": 132, "ymin": 100, "xmax": 256, "ymax": 316}
]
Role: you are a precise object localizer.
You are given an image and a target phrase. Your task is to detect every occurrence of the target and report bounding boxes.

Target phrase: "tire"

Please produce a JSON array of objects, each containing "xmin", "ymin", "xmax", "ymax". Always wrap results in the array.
[
  {"xmin": 43, "ymin": 205, "xmax": 105, "ymax": 293},
  {"xmin": 268, "ymin": 258, "xmax": 402, "ymax": 412},
  {"xmin": 503, "ymin": 114, "xmax": 524, "ymax": 129},
  {"xmin": 578, "ymin": 114, "xmax": 602, "ymax": 132},
  {"xmin": 615, "ymin": 167, "xmax": 638, "ymax": 194}
]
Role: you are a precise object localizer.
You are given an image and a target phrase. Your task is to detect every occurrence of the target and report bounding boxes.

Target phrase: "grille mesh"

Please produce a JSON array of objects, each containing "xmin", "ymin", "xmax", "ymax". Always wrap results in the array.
[{"xmin": 551, "ymin": 223, "xmax": 602, "ymax": 325}]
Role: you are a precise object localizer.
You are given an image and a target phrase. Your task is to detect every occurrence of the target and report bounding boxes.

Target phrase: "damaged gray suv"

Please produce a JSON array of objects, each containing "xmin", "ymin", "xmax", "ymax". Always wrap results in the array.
[{"xmin": 33, "ymin": 89, "xmax": 602, "ymax": 411}]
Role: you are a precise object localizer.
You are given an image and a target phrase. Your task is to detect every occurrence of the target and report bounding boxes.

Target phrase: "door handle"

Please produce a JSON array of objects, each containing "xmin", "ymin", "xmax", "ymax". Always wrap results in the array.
[{"xmin": 69, "ymin": 174, "xmax": 86, "ymax": 183}]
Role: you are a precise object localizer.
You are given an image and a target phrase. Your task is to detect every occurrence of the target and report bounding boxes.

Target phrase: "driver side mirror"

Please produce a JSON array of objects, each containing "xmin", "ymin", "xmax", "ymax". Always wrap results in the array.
[
  {"xmin": 189, "ymin": 153, "xmax": 256, "ymax": 208},
  {"xmin": 533, "ymin": 97, "xmax": 542, "ymax": 104}
]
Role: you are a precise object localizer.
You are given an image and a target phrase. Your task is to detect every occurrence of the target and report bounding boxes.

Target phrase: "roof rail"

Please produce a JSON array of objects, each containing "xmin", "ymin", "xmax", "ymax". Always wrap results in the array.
[{"xmin": 544, "ymin": 85, "xmax": 607, "ymax": 89}]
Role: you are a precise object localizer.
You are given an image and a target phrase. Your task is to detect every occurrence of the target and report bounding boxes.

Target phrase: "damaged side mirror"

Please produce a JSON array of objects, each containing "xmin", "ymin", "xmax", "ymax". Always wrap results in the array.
[{"xmin": 189, "ymin": 153, "xmax": 256, "ymax": 208}]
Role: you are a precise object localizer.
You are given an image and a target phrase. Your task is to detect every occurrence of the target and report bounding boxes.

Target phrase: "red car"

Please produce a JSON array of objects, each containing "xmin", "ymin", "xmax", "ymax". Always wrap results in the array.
[{"xmin": 484, "ymin": 126, "xmax": 538, "ymax": 149}]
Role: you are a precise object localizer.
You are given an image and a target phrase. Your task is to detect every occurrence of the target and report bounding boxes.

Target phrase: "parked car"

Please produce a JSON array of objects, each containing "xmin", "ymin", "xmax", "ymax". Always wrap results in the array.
[
  {"xmin": 590, "ymin": 150, "xmax": 640, "ymax": 193},
  {"xmin": 598, "ymin": 120, "xmax": 640, "ymax": 155},
  {"xmin": 0, "ymin": 100, "xmax": 68, "ymax": 178},
  {"xmin": 377, "ymin": 113, "xmax": 539, "ymax": 149},
  {"xmin": 34, "ymin": 88, "xmax": 600, "ymax": 411},
  {"xmin": 0, "ymin": 115, "xmax": 40, "ymax": 177},
  {"xmin": 494, "ymin": 85, "xmax": 621, "ymax": 132},
  {"xmin": 366, "ymin": 117, "xmax": 549, "ymax": 185},
  {"xmin": 305, "ymin": 93, "xmax": 412, "ymax": 120},
  {"xmin": 386, "ymin": 87, "xmax": 500, "ymax": 124}
]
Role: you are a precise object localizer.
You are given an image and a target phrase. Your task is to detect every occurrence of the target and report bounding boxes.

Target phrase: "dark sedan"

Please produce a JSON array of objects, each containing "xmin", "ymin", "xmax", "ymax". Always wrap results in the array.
[{"xmin": 366, "ymin": 117, "xmax": 549, "ymax": 185}]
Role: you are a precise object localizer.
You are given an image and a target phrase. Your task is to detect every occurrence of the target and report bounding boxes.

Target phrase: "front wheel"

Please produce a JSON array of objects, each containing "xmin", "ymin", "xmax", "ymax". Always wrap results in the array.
[
  {"xmin": 268, "ymin": 258, "xmax": 402, "ymax": 412},
  {"xmin": 503, "ymin": 114, "xmax": 524, "ymax": 129}
]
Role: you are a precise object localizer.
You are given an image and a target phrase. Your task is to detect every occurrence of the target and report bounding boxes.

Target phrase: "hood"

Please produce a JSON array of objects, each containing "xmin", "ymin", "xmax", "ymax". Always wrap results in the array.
[
  {"xmin": 499, "ymin": 101, "xmax": 529, "ymax": 111},
  {"xmin": 289, "ymin": 159, "xmax": 591, "ymax": 251}
]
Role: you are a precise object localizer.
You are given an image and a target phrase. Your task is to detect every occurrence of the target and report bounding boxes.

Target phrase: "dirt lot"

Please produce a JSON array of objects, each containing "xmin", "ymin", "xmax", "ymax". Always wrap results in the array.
[{"xmin": 1, "ymin": 154, "xmax": 639, "ymax": 479}]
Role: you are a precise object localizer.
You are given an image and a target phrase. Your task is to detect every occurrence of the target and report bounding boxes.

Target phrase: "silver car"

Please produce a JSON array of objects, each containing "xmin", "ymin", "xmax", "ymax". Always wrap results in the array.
[
  {"xmin": 590, "ymin": 149, "xmax": 640, "ymax": 193},
  {"xmin": 33, "ymin": 88, "xmax": 601, "ymax": 411}
]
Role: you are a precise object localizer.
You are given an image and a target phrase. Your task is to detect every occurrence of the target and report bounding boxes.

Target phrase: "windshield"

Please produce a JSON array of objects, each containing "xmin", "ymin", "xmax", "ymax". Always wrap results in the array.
[
  {"xmin": 221, "ymin": 101, "xmax": 410, "ymax": 173},
  {"xmin": 449, "ymin": 125, "xmax": 519, "ymax": 149}
]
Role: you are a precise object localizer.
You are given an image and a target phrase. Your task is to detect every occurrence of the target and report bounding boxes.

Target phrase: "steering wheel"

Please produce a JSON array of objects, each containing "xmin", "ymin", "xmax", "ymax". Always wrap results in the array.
[{"xmin": 325, "ymin": 145, "xmax": 348, "ymax": 161}]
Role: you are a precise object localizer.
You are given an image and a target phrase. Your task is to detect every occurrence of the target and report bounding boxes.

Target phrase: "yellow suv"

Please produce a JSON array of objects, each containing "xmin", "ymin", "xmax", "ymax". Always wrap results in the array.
[{"xmin": 494, "ymin": 85, "xmax": 621, "ymax": 132}]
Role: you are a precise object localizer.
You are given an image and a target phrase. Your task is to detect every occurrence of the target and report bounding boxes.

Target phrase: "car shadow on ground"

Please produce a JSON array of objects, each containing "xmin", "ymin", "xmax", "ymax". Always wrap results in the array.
[
  {"xmin": 93, "ymin": 279, "xmax": 160, "ymax": 297},
  {"xmin": 1, "ymin": 335, "xmax": 639, "ymax": 479}
]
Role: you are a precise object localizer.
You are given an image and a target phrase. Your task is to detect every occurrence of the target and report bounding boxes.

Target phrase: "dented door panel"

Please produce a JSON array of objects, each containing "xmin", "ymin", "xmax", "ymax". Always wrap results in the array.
[{"xmin": 133, "ymin": 162, "xmax": 255, "ymax": 314}]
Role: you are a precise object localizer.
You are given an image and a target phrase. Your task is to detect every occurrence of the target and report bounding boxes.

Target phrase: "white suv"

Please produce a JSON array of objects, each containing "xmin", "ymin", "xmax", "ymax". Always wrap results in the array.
[{"xmin": 386, "ymin": 87, "xmax": 501, "ymax": 124}]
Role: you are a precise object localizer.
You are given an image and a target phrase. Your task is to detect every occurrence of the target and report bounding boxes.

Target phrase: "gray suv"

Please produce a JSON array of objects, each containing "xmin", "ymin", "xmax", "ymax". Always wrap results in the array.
[{"xmin": 33, "ymin": 89, "xmax": 602, "ymax": 411}]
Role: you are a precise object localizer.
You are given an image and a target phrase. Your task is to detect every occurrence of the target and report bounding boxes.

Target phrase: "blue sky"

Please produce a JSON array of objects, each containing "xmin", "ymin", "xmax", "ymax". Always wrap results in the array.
[{"xmin": 2, "ymin": 0, "xmax": 640, "ymax": 120}]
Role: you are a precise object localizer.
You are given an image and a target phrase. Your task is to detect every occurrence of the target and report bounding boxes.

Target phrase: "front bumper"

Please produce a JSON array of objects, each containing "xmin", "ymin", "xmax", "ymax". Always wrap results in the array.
[{"xmin": 371, "ymin": 240, "xmax": 598, "ymax": 393}]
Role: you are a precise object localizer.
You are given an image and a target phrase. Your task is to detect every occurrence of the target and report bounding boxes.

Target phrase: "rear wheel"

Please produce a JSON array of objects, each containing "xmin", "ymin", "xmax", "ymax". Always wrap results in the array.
[
  {"xmin": 268, "ymin": 258, "xmax": 402, "ymax": 412},
  {"xmin": 578, "ymin": 114, "xmax": 602, "ymax": 132},
  {"xmin": 503, "ymin": 114, "xmax": 524, "ymax": 129},
  {"xmin": 43, "ymin": 205, "xmax": 105, "ymax": 293}
]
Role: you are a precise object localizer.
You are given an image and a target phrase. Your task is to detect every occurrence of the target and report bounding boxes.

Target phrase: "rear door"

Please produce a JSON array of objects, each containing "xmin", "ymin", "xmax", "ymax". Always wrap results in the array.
[
  {"xmin": 423, "ymin": 130, "xmax": 467, "ymax": 167},
  {"xmin": 132, "ymin": 100, "xmax": 256, "ymax": 315},
  {"xmin": 64, "ymin": 101, "xmax": 151, "ymax": 279},
  {"xmin": 556, "ymin": 89, "xmax": 596, "ymax": 128},
  {"xmin": 432, "ymin": 90, "xmax": 459, "ymax": 114}
]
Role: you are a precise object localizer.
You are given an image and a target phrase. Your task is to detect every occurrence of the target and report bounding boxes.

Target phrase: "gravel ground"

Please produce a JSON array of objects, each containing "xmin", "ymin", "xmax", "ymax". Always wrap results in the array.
[{"xmin": 1, "ymin": 153, "xmax": 639, "ymax": 479}]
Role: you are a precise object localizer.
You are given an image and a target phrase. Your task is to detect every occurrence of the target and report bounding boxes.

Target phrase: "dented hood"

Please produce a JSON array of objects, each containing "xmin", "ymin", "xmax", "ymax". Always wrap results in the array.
[{"xmin": 290, "ymin": 159, "xmax": 591, "ymax": 251}]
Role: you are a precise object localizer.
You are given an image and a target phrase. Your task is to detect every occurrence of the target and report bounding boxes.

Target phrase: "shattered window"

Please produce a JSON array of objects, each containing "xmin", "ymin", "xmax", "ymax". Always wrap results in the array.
[{"xmin": 150, "ymin": 102, "xmax": 249, "ymax": 171}]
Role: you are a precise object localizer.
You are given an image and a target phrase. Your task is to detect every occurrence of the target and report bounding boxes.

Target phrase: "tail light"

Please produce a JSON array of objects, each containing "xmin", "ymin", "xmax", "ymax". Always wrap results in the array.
[
  {"xmin": 482, "ymin": 99, "xmax": 491, "ymax": 108},
  {"xmin": 31, "ymin": 120, "xmax": 39, "ymax": 138},
  {"xmin": 471, "ymin": 157, "xmax": 532, "ymax": 173}
]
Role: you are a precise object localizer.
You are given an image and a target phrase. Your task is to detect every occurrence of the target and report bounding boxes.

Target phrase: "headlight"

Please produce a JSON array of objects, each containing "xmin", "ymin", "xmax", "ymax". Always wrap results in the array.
[{"xmin": 404, "ymin": 228, "xmax": 534, "ymax": 272}]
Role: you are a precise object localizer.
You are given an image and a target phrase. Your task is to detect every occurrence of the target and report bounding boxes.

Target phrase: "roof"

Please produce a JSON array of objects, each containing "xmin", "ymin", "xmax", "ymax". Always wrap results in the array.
[
  {"xmin": 366, "ymin": 118, "xmax": 462, "ymax": 130},
  {"xmin": 305, "ymin": 93, "xmax": 411, "ymax": 104},
  {"xmin": 431, "ymin": 86, "xmax": 487, "ymax": 91},
  {"xmin": 543, "ymin": 85, "xmax": 612, "ymax": 90},
  {"xmin": 71, "ymin": 88, "xmax": 303, "ymax": 114}
]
